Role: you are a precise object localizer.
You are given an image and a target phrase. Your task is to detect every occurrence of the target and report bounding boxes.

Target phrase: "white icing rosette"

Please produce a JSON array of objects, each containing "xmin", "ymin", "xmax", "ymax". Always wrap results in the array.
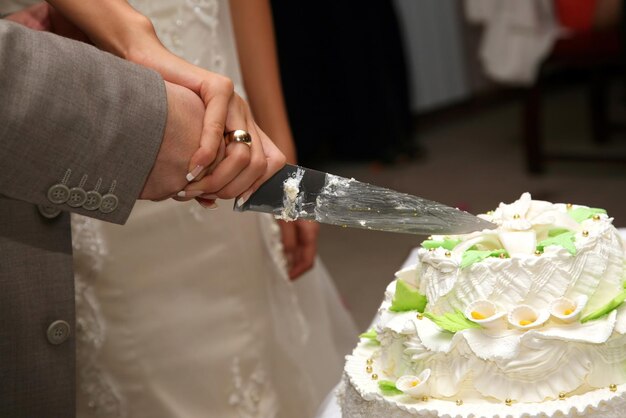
[
  {"xmin": 483, "ymin": 192, "xmax": 580, "ymax": 241},
  {"xmin": 395, "ymin": 263, "xmax": 420, "ymax": 288},
  {"xmin": 508, "ymin": 305, "xmax": 550, "ymax": 329},
  {"xmin": 395, "ymin": 369, "xmax": 431, "ymax": 398},
  {"xmin": 464, "ymin": 299, "xmax": 506, "ymax": 329},
  {"xmin": 550, "ymin": 295, "xmax": 588, "ymax": 323}
]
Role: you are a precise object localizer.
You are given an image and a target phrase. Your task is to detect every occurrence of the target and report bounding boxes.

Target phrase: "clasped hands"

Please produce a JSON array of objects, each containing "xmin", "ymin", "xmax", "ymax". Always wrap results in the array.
[
  {"xmin": 8, "ymin": 2, "xmax": 285, "ymax": 208},
  {"xmin": 141, "ymin": 78, "xmax": 286, "ymax": 210},
  {"xmin": 9, "ymin": 1, "xmax": 317, "ymax": 279}
]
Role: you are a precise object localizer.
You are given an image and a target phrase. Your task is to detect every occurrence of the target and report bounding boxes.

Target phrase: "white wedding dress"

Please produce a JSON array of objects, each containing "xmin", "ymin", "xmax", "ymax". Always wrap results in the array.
[{"xmin": 8, "ymin": 0, "xmax": 358, "ymax": 416}]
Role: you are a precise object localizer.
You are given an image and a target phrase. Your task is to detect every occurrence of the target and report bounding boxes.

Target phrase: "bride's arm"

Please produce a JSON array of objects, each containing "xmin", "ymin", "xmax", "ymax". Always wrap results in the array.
[
  {"xmin": 46, "ymin": 0, "xmax": 285, "ymax": 202},
  {"xmin": 230, "ymin": 0, "xmax": 296, "ymax": 165},
  {"xmin": 231, "ymin": 0, "xmax": 319, "ymax": 279}
]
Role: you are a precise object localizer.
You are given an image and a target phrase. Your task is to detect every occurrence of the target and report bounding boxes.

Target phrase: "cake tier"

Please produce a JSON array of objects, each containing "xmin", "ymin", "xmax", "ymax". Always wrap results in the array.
[
  {"xmin": 375, "ymin": 280, "xmax": 626, "ymax": 402},
  {"xmin": 341, "ymin": 341, "xmax": 626, "ymax": 418},
  {"xmin": 409, "ymin": 196, "xmax": 624, "ymax": 317}
]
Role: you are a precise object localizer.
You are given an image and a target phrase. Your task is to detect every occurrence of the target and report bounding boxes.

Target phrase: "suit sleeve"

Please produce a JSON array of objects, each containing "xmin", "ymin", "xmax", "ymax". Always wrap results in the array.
[{"xmin": 0, "ymin": 21, "xmax": 167, "ymax": 224}]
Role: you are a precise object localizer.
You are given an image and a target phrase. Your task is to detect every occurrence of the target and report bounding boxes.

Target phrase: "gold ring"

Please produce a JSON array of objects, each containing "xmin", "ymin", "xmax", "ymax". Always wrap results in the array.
[{"xmin": 225, "ymin": 129, "xmax": 252, "ymax": 147}]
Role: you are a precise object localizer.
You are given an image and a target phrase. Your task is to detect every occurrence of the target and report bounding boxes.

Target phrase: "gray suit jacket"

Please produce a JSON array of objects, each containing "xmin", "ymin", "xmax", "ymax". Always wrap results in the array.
[{"xmin": 0, "ymin": 21, "xmax": 167, "ymax": 417}]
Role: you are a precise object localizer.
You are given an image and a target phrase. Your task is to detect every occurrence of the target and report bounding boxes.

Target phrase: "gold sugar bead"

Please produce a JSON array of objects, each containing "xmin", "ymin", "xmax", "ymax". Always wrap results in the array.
[
  {"xmin": 487, "ymin": 211, "xmax": 494, "ymax": 215},
  {"xmin": 455, "ymin": 399, "xmax": 463, "ymax": 406},
  {"xmin": 366, "ymin": 366, "xmax": 373, "ymax": 373},
  {"xmin": 534, "ymin": 250, "xmax": 542, "ymax": 256},
  {"xmin": 421, "ymin": 396, "xmax": 429, "ymax": 402},
  {"xmin": 505, "ymin": 398, "xmax": 513, "ymax": 406},
  {"xmin": 610, "ymin": 384, "xmax": 617, "ymax": 392},
  {"xmin": 593, "ymin": 214, "xmax": 601, "ymax": 221},
  {"xmin": 428, "ymin": 248, "xmax": 435, "ymax": 252},
  {"xmin": 366, "ymin": 358, "xmax": 373, "ymax": 365},
  {"xmin": 558, "ymin": 392, "xmax": 566, "ymax": 400},
  {"xmin": 513, "ymin": 214, "xmax": 521, "ymax": 219},
  {"xmin": 499, "ymin": 253, "xmax": 507, "ymax": 259},
  {"xmin": 566, "ymin": 203, "xmax": 573, "ymax": 209},
  {"xmin": 582, "ymin": 230, "xmax": 589, "ymax": 237},
  {"xmin": 371, "ymin": 374, "xmax": 378, "ymax": 380},
  {"xmin": 444, "ymin": 251, "xmax": 452, "ymax": 257},
  {"xmin": 417, "ymin": 313, "xmax": 424, "ymax": 320}
]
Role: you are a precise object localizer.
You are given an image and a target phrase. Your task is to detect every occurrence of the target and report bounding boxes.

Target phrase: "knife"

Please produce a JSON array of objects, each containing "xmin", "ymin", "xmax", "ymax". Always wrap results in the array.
[{"xmin": 234, "ymin": 164, "xmax": 496, "ymax": 235}]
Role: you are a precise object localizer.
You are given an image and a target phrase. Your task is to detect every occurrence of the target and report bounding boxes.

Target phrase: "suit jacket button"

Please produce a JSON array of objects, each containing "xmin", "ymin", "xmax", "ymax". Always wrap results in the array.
[
  {"xmin": 47, "ymin": 184, "xmax": 70, "ymax": 204},
  {"xmin": 82, "ymin": 191, "xmax": 102, "ymax": 211},
  {"xmin": 99, "ymin": 194, "xmax": 119, "ymax": 214},
  {"xmin": 47, "ymin": 320, "xmax": 71, "ymax": 345},
  {"xmin": 37, "ymin": 204, "xmax": 61, "ymax": 219},
  {"xmin": 67, "ymin": 187, "xmax": 87, "ymax": 207}
]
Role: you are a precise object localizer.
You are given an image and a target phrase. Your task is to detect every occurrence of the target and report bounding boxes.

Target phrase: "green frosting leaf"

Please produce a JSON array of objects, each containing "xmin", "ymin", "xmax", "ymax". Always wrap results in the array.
[
  {"xmin": 581, "ymin": 289, "xmax": 626, "ymax": 323},
  {"xmin": 568, "ymin": 207, "xmax": 607, "ymax": 223},
  {"xmin": 359, "ymin": 328, "xmax": 378, "ymax": 340},
  {"xmin": 423, "ymin": 309, "xmax": 481, "ymax": 333},
  {"xmin": 548, "ymin": 228, "xmax": 571, "ymax": 237},
  {"xmin": 460, "ymin": 249, "xmax": 508, "ymax": 268},
  {"xmin": 378, "ymin": 380, "xmax": 403, "ymax": 396},
  {"xmin": 390, "ymin": 279, "xmax": 427, "ymax": 313},
  {"xmin": 536, "ymin": 231, "xmax": 576, "ymax": 255},
  {"xmin": 422, "ymin": 238, "xmax": 461, "ymax": 251}
]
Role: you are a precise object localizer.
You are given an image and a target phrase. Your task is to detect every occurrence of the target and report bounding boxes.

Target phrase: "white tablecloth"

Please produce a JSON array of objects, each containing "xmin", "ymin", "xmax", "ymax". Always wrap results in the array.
[{"xmin": 315, "ymin": 230, "xmax": 626, "ymax": 418}]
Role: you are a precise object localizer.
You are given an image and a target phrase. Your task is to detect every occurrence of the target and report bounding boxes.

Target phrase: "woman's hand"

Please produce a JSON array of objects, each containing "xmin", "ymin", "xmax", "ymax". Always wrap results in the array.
[
  {"xmin": 175, "ymin": 82, "xmax": 285, "ymax": 204},
  {"xmin": 278, "ymin": 220, "xmax": 320, "ymax": 280}
]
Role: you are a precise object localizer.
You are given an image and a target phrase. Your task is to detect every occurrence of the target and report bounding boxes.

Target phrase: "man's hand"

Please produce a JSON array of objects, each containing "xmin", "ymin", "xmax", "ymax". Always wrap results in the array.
[
  {"xmin": 279, "ymin": 220, "xmax": 320, "ymax": 280},
  {"xmin": 140, "ymin": 81, "xmax": 204, "ymax": 200}
]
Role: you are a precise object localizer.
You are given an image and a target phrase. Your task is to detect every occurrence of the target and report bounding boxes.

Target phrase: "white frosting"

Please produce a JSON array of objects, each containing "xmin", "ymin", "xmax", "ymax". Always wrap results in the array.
[
  {"xmin": 418, "ymin": 195, "xmax": 624, "ymax": 316},
  {"xmin": 277, "ymin": 168, "xmax": 304, "ymax": 221},
  {"xmin": 345, "ymin": 194, "xmax": 626, "ymax": 413},
  {"xmin": 341, "ymin": 344, "xmax": 626, "ymax": 418}
]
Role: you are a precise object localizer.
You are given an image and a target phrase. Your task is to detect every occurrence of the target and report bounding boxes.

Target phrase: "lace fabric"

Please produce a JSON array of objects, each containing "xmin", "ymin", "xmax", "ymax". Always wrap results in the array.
[
  {"xmin": 228, "ymin": 357, "xmax": 279, "ymax": 418},
  {"xmin": 72, "ymin": 215, "xmax": 126, "ymax": 417}
]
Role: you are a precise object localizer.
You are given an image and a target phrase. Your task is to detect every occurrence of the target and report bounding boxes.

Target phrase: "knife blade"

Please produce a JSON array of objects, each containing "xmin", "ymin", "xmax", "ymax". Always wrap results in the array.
[{"xmin": 234, "ymin": 164, "xmax": 496, "ymax": 235}]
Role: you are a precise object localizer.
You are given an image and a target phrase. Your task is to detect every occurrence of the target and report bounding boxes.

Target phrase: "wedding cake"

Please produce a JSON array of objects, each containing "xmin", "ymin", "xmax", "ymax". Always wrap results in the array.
[{"xmin": 339, "ymin": 193, "xmax": 626, "ymax": 417}]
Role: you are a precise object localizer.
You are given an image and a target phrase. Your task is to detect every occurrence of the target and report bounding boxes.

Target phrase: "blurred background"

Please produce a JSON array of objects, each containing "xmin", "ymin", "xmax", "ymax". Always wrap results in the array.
[{"xmin": 270, "ymin": 0, "xmax": 626, "ymax": 330}]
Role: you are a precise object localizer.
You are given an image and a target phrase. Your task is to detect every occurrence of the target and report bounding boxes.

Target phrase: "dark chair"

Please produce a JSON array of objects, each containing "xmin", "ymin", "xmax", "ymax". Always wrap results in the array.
[{"xmin": 523, "ymin": 27, "xmax": 624, "ymax": 173}]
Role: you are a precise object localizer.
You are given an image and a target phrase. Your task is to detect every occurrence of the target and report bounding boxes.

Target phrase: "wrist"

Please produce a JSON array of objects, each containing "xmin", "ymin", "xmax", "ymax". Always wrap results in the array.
[{"xmin": 112, "ymin": 12, "xmax": 157, "ymax": 59}]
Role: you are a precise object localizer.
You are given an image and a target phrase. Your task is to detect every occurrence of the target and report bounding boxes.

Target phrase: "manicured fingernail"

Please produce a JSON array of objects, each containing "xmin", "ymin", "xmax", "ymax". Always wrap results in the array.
[
  {"xmin": 197, "ymin": 198, "xmax": 219, "ymax": 210},
  {"xmin": 186, "ymin": 165, "xmax": 204, "ymax": 182},
  {"xmin": 236, "ymin": 191, "xmax": 252, "ymax": 208},
  {"xmin": 177, "ymin": 190, "xmax": 204, "ymax": 198},
  {"xmin": 200, "ymin": 194, "xmax": 218, "ymax": 200}
]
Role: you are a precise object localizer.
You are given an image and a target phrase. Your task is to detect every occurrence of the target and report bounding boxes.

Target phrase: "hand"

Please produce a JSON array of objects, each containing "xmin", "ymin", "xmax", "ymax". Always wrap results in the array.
[
  {"xmin": 37, "ymin": 3, "xmax": 285, "ymax": 202},
  {"xmin": 35, "ymin": 3, "xmax": 285, "ymax": 203},
  {"xmin": 278, "ymin": 220, "xmax": 320, "ymax": 280},
  {"xmin": 122, "ymin": 24, "xmax": 286, "ymax": 201},
  {"xmin": 5, "ymin": 2, "xmax": 51, "ymax": 31},
  {"xmin": 180, "ymin": 89, "xmax": 286, "ymax": 203},
  {"xmin": 140, "ymin": 81, "xmax": 204, "ymax": 200},
  {"xmin": 6, "ymin": 2, "xmax": 90, "ymax": 42}
]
